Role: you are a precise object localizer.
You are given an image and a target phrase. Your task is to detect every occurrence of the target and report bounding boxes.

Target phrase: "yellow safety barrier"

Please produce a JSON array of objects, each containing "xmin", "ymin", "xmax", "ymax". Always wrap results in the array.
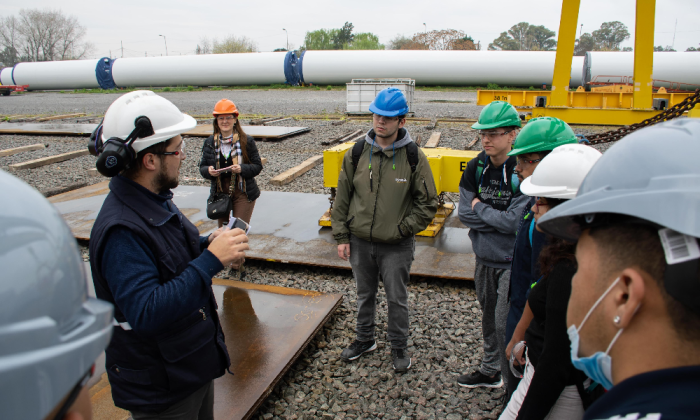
[
  {"xmin": 476, "ymin": 89, "xmax": 693, "ymax": 111},
  {"xmin": 320, "ymin": 143, "xmax": 479, "ymax": 236}
]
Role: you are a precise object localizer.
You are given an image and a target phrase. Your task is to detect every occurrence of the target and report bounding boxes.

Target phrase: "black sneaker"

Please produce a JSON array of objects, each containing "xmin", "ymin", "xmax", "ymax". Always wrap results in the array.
[
  {"xmin": 392, "ymin": 348, "xmax": 411, "ymax": 372},
  {"xmin": 340, "ymin": 340, "xmax": 377, "ymax": 361},
  {"xmin": 457, "ymin": 371, "xmax": 503, "ymax": 388}
]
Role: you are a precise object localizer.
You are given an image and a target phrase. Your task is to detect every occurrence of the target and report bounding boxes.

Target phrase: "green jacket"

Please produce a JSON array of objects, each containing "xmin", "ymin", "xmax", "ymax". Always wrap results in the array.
[{"xmin": 332, "ymin": 129, "xmax": 438, "ymax": 244}]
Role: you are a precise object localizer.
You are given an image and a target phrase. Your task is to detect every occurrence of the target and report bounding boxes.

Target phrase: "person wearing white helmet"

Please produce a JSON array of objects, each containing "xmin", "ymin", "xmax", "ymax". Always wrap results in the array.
[
  {"xmin": 0, "ymin": 170, "xmax": 113, "ymax": 420},
  {"xmin": 500, "ymin": 144, "xmax": 602, "ymax": 420},
  {"xmin": 537, "ymin": 119, "xmax": 700, "ymax": 420},
  {"xmin": 87, "ymin": 90, "xmax": 249, "ymax": 418}
]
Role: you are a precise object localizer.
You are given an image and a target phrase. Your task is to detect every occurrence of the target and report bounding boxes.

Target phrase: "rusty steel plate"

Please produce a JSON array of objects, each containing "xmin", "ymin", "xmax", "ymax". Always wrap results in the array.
[
  {"xmin": 0, "ymin": 123, "xmax": 310, "ymax": 139},
  {"xmin": 89, "ymin": 280, "xmax": 343, "ymax": 420},
  {"xmin": 49, "ymin": 182, "xmax": 475, "ymax": 280}
]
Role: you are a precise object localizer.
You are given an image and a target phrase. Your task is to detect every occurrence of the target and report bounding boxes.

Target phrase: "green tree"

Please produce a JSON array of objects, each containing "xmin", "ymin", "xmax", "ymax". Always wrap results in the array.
[
  {"xmin": 489, "ymin": 31, "xmax": 519, "ymax": 50},
  {"xmin": 405, "ymin": 29, "xmax": 477, "ymax": 50},
  {"xmin": 687, "ymin": 46, "xmax": 699, "ymax": 52},
  {"xmin": 334, "ymin": 22, "xmax": 354, "ymax": 50},
  {"xmin": 388, "ymin": 34, "xmax": 412, "ymax": 50},
  {"xmin": 527, "ymin": 25, "xmax": 556, "ymax": 51},
  {"xmin": 489, "ymin": 22, "xmax": 555, "ymax": 51},
  {"xmin": 592, "ymin": 21, "xmax": 630, "ymax": 50},
  {"xmin": 212, "ymin": 35, "xmax": 257, "ymax": 53},
  {"xmin": 654, "ymin": 45, "xmax": 676, "ymax": 52},
  {"xmin": 622, "ymin": 46, "xmax": 633, "ymax": 52},
  {"xmin": 345, "ymin": 32, "xmax": 383, "ymax": 50},
  {"xmin": 302, "ymin": 29, "xmax": 338, "ymax": 50},
  {"xmin": 574, "ymin": 33, "xmax": 597, "ymax": 55}
]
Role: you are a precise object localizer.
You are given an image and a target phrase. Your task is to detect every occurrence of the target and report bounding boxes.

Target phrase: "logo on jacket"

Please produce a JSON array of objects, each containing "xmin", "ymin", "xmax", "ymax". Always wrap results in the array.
[{"xmin": 395, "ymin": 178, "xmax": 408, "ymax": 183}]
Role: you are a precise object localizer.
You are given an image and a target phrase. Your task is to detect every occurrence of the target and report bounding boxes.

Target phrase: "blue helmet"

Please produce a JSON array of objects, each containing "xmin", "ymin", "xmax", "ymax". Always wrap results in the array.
[{"xmin": 369, "ymin": 88, "xmax": 409, "ymax": 117}]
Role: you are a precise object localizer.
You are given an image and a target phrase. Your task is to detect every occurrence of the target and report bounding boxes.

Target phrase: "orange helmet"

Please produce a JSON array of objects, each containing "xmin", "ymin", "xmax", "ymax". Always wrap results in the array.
[{"xmin": 213, "ymin": 99, "xmax": 239, "ymax": 116}]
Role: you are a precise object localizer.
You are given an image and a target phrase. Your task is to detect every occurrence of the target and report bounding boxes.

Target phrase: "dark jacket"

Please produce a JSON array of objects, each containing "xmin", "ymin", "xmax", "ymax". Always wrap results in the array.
[
  {"xmin": 458, "ymin": 150, "xmax": 529, "ymax": 269},
  {"xmin": 505, "ymin": 197, "xmax": 546, "ymax": 345},
  {"xmin": 331, "ymin": 128, "xmax": 438, "ymax": 244},
  {"xmin": 89, "ymin": 175, "xmax": 230, "ymax": 413},
  {"xmin": 199, "ymin": 134, "xmax": 263, "ymax": 202},
  {"xmin": 519, "ymin": 260, "xmax": 586, "ymax": 420},
  {"xmin": 584, "ymin": 366, "xmax": 700, "ymax": 420}
]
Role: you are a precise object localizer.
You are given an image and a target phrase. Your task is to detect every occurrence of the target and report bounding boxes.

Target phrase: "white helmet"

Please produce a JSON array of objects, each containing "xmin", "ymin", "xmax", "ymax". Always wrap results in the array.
[
  {"xmin": 101, "ymin": 90, "xmax": 196, "ymax": 153},
  {"xmin": 520, "ymin": 143, "xmax": 602, "ymax": 199}
]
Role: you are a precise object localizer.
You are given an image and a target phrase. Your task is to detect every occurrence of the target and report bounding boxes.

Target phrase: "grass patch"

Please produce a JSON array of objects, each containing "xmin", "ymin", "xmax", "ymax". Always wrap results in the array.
[{"xmin": 427, "ymin": 99, "xmax": 472, "ymax": 104}]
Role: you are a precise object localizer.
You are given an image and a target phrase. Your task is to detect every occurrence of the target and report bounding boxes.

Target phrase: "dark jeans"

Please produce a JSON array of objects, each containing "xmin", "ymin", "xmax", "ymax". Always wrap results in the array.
[
  {"xmin": 130, "ymin": 381, "xmax": 214, "ymax": 420},
  {"xmin": 349, "ymin": 234, "xmax": 415, "ymax": 349}
]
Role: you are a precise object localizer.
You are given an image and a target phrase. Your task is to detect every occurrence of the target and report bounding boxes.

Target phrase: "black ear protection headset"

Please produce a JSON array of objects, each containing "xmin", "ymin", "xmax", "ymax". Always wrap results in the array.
[{"xmin": 88, "ymin": 116, "xmax": 155, "ymax": 177}]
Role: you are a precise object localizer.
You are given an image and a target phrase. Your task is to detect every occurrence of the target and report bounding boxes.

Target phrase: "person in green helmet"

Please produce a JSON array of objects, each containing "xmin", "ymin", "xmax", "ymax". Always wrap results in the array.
[
  {"xmin": 457, "ymin": 101, "xmax": 530, "ymax": 389},
  {"xmin": 502, "ymin": 117, "xmax": 580, "ymax": 398}
]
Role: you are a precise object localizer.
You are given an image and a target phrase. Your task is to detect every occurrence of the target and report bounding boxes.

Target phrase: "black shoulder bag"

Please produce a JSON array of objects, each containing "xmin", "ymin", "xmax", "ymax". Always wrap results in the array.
[{"xmin": 206, "ymin": 135, "xmax": 233, "ymax": 219}]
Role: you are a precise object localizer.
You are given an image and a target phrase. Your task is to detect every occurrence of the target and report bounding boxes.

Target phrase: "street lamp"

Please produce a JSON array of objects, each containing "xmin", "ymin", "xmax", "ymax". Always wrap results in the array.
[
  {"xmin": 282, "ymin": 28, "xmax": 288, "ymax": 51},
  {"xmin": 159, "ymin": 34, "xmax": 168, "ymax": 56},
  {"xmin": 423, "ymin": 23, "xmax": 427, "ymax": 33}
]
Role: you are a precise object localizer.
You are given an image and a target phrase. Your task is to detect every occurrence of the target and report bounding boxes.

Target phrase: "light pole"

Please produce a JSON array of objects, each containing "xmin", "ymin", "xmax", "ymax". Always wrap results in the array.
[
  {"xmin": 282, "ymin": 28, "xmax": 288, "ymax": 51},
  {"xmin": 423, "ymin": 23, "xmax": 427, "ymax": 33},
  {"xmin": 159, "ymin": 34, "xmax": 168, "ymax": 56}
]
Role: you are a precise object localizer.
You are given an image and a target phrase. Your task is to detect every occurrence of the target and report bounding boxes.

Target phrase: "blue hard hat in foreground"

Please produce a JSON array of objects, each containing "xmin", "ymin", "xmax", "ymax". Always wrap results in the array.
[{"xmin": 369, "ymin": 88, "xmax": 410, "ymax": 117}]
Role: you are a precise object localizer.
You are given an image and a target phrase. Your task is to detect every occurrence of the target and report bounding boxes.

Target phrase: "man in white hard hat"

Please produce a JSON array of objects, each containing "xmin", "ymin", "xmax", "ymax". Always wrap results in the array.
[{"xmin": 87, "ymin": 90, "xmax": 249, "ymax": 418}]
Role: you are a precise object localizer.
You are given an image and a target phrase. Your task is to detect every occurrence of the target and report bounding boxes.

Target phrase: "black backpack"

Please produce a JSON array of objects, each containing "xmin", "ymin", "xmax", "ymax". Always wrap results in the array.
[{"xmin": 351, "ymin": 138, "xmax": 419, "ymax": 173}]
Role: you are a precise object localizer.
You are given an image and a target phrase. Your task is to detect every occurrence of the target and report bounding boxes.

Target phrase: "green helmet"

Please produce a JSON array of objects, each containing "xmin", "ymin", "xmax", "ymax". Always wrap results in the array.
[
  {"xmin": 472, "ymin": 101, "xmax": 522, "ymax": 130},
  {"xmin": 508, "ymin": 117, "xmax": 578, "ymax": 156}
]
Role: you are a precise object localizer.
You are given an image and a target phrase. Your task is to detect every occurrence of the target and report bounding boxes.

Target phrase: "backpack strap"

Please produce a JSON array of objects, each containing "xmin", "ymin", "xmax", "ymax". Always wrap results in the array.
[
  {"xmin": 475, "ymin": 159, "xmax": 485, "ymax": 184},
  {"xmin": 351, "ymin": 138, "xmax": 365, "ymax": 171},
  {"xmin": 511, "ymin": 172, "xmax": 520, "ymax": 194},
  {"xmin": 405, "ymin": 141, "xmax": 419, "ymax": 173},
  {"xmin": 528, "ymin": 214, "xmax": 535, "ymax": 247}
]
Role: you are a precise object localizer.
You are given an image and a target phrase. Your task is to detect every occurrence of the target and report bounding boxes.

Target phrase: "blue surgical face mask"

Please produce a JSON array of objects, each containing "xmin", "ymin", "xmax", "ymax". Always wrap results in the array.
[{"xmin": 567, "ymin": 277, "xmax": 624, "ymax": 390}]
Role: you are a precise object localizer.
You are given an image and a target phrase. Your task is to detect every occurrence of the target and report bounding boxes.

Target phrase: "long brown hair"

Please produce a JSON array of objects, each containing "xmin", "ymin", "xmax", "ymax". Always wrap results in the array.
[{"xmin": 213, "ymin": 115, "xmax": 250, "ymax": 163}]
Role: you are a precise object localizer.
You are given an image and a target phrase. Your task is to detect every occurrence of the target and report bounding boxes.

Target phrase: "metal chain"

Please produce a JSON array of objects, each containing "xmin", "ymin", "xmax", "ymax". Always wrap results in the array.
[{"xmin": 584, "ymin": 89, "xmax": 700, "ymax": 145}]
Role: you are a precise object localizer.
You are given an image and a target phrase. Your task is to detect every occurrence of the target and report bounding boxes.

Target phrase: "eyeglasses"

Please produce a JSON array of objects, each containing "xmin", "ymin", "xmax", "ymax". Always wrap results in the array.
[
  {"xmin": 516, "ymin": 157, "xmax": 543, "ymax": 166},
  {"xmin": 156, "ymin": 139, "xmax": 185, "ymax": 157},
  {"xmin": 479, "ymin": 130, "xmax": 513, "ymax": 140},
  {"xmin": 217, "ymin": 115, "xmax": 237, "ymax": 122},
  {"xmin": 534, "ymin": 197, "xmax": 549, "ymax": 213}
]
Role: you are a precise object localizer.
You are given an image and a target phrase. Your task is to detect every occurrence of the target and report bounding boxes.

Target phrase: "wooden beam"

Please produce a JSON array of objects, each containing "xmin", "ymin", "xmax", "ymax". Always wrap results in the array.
[
  {"xmin": 263, "ymin": 117, "xmax": 293, "ymax": 125},
  {"xmin": 261, "ymin": 157, "xmax": 268, "ymax": 165},
  {"xmin": 345, "ymin": 134, "xmax": 365, "ymax": 143},
  {"xmin": 0, "ymin": 143, "xmax": 45, "ymax": 157},
  {"xmin": 467, "ymin": 137, "xmax": 480, "ymax": 149},
  {"xmin": 423, "ymin": 132, "xmax": 442, "ymax": 148},
  {"xmin": 322, "ymin": 129, "xmax": 362, "ymax": 146},
  {"xmin": 36, "ymin": 113, "xmax": 86, "ymax": 122},
  {"xmin": 9, "ymin": 149, "xmax": 89, "ymax": 170},
  {"xmin": 269, "ymin": 155, "xmax": 323, "ymax": 186}
]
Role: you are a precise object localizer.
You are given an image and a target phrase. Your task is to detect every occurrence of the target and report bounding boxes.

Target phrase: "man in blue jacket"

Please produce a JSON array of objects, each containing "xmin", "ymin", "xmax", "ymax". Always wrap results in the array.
[{"xmin": 89, "ymin": 91, "xmax": 249, "ymax": 419}]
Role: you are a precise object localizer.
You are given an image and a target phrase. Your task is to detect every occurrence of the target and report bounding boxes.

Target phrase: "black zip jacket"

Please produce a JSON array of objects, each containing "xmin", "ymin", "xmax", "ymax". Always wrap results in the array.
[{"xmin": 199, "ymin": 134, "xmax": 263, "ymax": 201}]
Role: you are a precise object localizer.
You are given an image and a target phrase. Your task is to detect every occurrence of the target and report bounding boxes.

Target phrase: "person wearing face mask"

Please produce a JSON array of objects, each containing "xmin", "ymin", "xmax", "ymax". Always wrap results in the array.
[
  {"xmin": 457, "ymin": 101, "xmax": 529, "ymax": 389},
  {"xmin": 538, "ymin": 119, "xmax": 700, "ymax": 420},
  {"xmin": 501, "ymin": 117, "xmax": 579, "ymax": 397},
  {"xmin": 200, "ymin": 99, "xmax": 263, "ymax": 229},
  {"xmin": 499, "ymin": 144, "xmax": 602, "ymax": 420}
]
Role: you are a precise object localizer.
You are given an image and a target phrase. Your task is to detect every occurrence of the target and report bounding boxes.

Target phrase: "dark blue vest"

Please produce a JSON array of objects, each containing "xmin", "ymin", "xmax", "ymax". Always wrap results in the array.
[{"xmin": 89, "ymin": 176, "xmax": 230, "ymax": 413}]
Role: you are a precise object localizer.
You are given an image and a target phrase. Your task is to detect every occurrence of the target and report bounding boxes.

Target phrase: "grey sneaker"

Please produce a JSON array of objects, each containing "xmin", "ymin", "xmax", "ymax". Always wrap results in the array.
[
  {"xmin": 392, "ymin": 348, "xmax": 411, "ymax": 372},
  {"xmin": 457, "ymin": 371, "xmax": 503, "ymax": 388},
  {"xmin": 340, "ymin": 340, "xmax": 377, "ymax": 361}
]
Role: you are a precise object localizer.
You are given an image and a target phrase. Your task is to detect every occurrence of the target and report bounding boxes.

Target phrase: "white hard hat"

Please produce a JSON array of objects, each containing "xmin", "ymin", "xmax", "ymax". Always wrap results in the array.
[
  {"xmin": 101, "ymin": 90, "xmax": 196, "ymax": 153},
  {"xmin": 520, "ymin": 143, "xmax": 602, "ymax": 199}
]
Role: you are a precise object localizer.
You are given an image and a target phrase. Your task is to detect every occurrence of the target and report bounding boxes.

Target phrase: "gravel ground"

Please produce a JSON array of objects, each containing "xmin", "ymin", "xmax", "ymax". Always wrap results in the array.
[
  {"xmin": 0, "ymin": 90, "xmax": 479, "ymax": 119},
  {"xmin": 2, "ymin": 90, "xmax": 622, "ymax": 420}
]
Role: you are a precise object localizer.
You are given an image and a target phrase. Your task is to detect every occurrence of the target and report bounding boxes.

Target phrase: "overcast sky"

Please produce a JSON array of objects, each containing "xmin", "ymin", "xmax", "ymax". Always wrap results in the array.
[{"xmin": 4, "ymin": 0, "xmax": 700, "ymax": 58}]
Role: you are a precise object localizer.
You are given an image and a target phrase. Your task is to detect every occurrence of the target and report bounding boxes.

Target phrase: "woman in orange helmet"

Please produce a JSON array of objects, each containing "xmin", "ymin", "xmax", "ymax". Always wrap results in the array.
[{"xmin": 199, "ymin": 99, "xmax": 263, "ymax": 232}]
